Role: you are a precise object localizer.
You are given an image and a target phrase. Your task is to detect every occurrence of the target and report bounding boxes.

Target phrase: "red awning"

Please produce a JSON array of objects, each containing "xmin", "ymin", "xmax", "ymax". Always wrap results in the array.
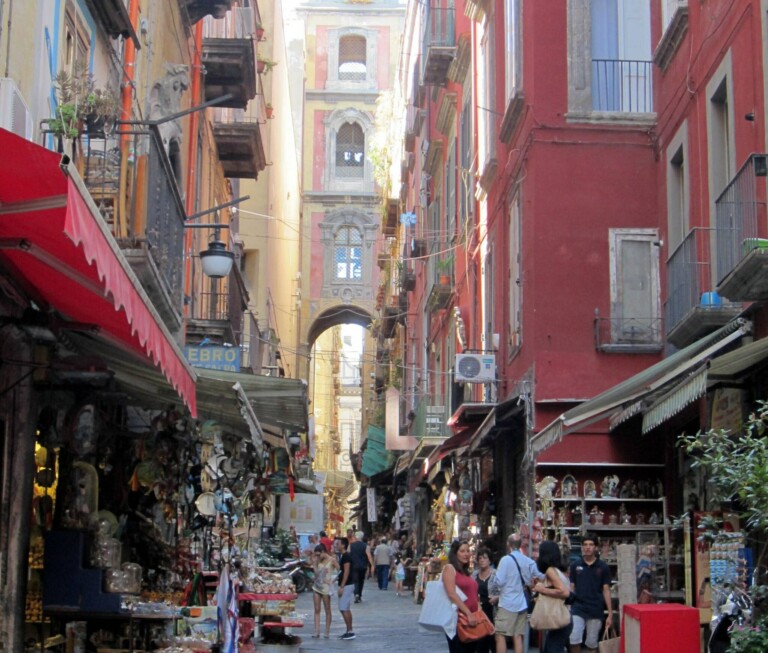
[{"xmin": 0, "ymin": 129, "xmax": 196, "ymax": 415}]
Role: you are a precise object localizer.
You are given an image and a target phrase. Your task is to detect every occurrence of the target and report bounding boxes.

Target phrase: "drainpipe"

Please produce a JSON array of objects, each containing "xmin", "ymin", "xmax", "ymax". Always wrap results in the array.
[
  {"xmin": 118, "ymin": 0, "xmax": 139, "ymax": 239},
  {"xmin": 184, "ymin": 20, "xmax": 204, "ymax": 318},
  {"xmin": 3, "ymin": 0, "xmax": 13, "ymax": 78}
]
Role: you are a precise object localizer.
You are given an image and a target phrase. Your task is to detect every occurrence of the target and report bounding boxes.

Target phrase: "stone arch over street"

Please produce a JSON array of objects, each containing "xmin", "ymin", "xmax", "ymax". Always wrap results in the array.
[{"xmin": 305, "ymin": 304, "xmax": 373, "ymax": 349}]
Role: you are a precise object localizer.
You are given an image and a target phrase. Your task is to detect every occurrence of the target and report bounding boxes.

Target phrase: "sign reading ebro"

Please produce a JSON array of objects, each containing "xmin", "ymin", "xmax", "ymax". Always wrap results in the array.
[{"xmin": 184, "ymin": 345, "xmax": 241, "ymax": 371}]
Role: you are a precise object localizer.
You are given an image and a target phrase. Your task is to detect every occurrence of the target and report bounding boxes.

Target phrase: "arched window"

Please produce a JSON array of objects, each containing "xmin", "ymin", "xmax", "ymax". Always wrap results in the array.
[
  {"xmin": 339, "ymin": 35, "xmax": 366, "ymax": 81},
  {"xmin": 335, "ymin": 123, "xmax": 364, "ymax": 178},
  {"xmin": 334, "ymin": 226, "xmax": 363, "ymax": 280}
]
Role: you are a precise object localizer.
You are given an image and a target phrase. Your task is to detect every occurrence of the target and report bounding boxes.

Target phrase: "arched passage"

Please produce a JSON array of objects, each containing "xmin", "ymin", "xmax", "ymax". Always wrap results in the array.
[{"xmin": 306, "ymin": 304, "xmax": 373, "ymax": 349}]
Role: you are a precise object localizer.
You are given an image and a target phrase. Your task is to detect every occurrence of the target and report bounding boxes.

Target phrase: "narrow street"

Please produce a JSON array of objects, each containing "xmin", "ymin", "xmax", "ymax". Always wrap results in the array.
[{"xmin": 293, "ymin": 585, "xmax": 442, "ymax": 652}]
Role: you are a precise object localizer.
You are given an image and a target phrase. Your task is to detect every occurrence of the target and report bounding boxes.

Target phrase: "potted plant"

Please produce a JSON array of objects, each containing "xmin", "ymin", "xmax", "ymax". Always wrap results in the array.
[
  {"xmin": 46, "ymin": 65, "xmax": 120, "ymax": 140},
  {"xmin": 255, "ymin": 22, "xmax": 265, "ymax": 40},
  {"xmin": 265, "ymin": 103, "xmax": 274, "ymax": 119},
  {"xmin": 398, "ymin": 262, "xmax": 416, "ymax": 291},
  {"xmin": 436, "ymin": 256, "xmax": 453, "ymax": 285},
  {"xmin": 257, "ymin": 55, "xmax": 278, "ymax": 74}
]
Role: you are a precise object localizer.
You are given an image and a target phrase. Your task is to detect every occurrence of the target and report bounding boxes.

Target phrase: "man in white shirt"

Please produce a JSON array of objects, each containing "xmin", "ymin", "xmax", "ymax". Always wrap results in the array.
[{"xmin": 490, "ymin": 533, "xmax": 544, "ymax": 653}]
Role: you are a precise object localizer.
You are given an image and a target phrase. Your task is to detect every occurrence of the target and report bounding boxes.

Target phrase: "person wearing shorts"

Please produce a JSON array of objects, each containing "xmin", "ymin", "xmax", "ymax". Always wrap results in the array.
[
  {"xmin": 337, "ymin": 537, "xmax": 357, "ymax": 640},
  {"xmin": 490, "ymin": 533, "xmax": 544, "ymax": 653},
  {"xmin": 569, "ymin": 534, "xmax": 613, "ymax": 652}
]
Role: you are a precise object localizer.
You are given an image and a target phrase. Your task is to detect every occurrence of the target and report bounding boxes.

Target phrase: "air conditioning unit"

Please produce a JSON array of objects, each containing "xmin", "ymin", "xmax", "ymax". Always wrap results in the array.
[
  {"xmin": 455, "ymin": 353, "xmax": 496, "ymax": 383},
  {"xmin": 0, "ymin": 78, "xmax": 33, "ymax": 141}
]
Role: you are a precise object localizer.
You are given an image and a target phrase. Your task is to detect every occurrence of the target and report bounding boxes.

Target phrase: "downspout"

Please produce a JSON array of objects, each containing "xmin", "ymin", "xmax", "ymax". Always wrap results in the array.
[
  {"xmin": 118, "ymin": 0, "xmax": 139, "ymax": 239},
  {"xmin": 3, "ymin": 0, "xmax": 13, "ymax": 78},
  {"xmin": 183, "ymin": 20, "xmax": 204, "ymax": 319}
]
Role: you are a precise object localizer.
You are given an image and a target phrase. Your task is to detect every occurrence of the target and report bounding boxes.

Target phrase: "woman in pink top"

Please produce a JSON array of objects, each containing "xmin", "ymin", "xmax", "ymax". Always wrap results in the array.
[{"xmin": 442, "ymin": 540, "xmax": 480, "ymax": 653}]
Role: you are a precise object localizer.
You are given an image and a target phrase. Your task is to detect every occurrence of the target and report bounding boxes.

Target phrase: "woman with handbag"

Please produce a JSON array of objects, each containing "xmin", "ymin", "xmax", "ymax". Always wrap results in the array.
[
  {"xmin": 531, "ymin": 540, "xmax": 573, "ymax": 653},
  {"xmin": 471, "ymin": 547, "xmax": 497, "ymax": 653},
  {"xmin": 442, "ymin": 540, "xmax": 481, "ymax": 653}
]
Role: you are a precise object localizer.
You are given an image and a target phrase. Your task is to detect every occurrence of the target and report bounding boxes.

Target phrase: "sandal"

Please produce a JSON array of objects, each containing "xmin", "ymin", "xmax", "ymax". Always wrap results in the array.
[{"xmin": 312, "ymin": 634, "xmax": 320, "ymax": 638}]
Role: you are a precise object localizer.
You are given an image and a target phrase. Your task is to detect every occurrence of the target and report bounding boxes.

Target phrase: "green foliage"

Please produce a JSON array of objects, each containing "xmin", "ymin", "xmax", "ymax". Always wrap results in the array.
[
  {"xmin": 47, "ymin": 65, "xmax": 120, "ymax": 138},
  {"xmin": 678, "ymin": 400, "xmax": 768, "ymax": 564},
  {"xmin": 729, "ymin": 615, "xmax": 768, "ymax": 653},
  {"xmin": 368, "ymin": 90, "xmax": 396, "ymax": 191},
  {"xmin": 254, "ymin": 528, "xmax": 297, "ymax": 566}
]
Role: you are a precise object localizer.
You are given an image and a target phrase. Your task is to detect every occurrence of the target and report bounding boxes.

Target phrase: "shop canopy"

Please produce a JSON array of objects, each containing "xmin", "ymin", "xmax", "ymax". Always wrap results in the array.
[
  {"xmin": 0, "ymin": 129, "xmax": 196, "ymax": 414},
  {"xmin": 361, "ymin": 425, "xmax": 395, "ymax": 477},
  {"xmin": 66, "ymin": 333, "xmax": 308, "ymax": 444},
  {"xmin": 531, "ymin": 318, "xmax": 751, "ymax": 456}
]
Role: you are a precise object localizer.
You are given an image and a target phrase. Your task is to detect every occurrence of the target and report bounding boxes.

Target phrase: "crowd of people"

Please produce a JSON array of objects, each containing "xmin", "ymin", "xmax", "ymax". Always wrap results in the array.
[
  {"xmin": 303, "ymin": 528, "xmax": 415, "ymax": 640},
  {"xmin": 439, "ymin": 533, "xmax": 613, "ymax": 653}
]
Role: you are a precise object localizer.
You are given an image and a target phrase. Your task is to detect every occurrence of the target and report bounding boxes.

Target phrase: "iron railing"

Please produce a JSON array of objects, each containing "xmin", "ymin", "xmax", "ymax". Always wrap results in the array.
[
  {"xmin": 714, "ymin": 154, "xmax": 768, "ymax": 283},
  {"xmin": 82, "ymin": 128, "xmax": 185, "ymax": 311},
  {"xmin": 424, "ymin": 5, "xmax": 455, "ymax": 48},
  {"xmin": 594, "ymin": 313, "xmax": 663, "ymax": 350},
  {"xmin": 665, "ymin": 227, "xmax": 725, "ymax": 333},
  {"xmin": 592, "ymin": 59, "xmax": 653, "ymax": 113},
  {"xmin": 413, "ymin": 400, "xmax": 449, "ymax": 440}
]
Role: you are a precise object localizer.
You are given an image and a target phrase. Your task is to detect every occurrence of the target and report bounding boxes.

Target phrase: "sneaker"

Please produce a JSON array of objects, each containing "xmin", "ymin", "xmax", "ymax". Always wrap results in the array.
[
  {"xmin": 341, "ymin": 632, "xmax": 356, "ymax": 640},
  {"xmin": 354, "ymin": 596, "xmax": 361, "ymax": 603}
]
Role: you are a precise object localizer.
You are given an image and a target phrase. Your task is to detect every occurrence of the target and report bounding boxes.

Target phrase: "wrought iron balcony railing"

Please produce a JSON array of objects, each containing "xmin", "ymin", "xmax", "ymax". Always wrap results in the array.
[
  {"xmin": 592, "ymin": 59, "xmax": 653, "ymax": 113},
  {"xmin": 666, "ymin": 227, "xmax": 717, "ymax": 332}
]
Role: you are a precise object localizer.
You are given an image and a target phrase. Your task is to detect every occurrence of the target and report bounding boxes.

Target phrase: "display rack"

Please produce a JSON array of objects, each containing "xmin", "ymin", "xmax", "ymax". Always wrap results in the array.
[{"xmin": 238, "ymin": 592, "xmax": 302, "ymax": 652}]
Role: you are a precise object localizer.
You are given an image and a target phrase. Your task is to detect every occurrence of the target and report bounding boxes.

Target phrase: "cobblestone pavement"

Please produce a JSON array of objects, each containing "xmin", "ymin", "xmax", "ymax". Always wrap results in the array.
[{"xmin": 292, "ymin": 583, "xmax": 443, "ymax": 652}]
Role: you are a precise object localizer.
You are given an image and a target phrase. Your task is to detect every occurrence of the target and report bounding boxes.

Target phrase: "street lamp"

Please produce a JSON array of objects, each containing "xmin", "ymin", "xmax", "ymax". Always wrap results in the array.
[{"xmin": 185, "ymin": 195, "xmax": 249, "ymax": 278}]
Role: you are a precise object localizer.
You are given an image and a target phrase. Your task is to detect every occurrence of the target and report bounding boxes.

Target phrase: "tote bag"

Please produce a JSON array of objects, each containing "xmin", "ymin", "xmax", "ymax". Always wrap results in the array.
[
  {"xmin": 529, "ymin": 593, "xmax": 571, "ymax": 631},
  {"xmin": 418, "ymin": 579, "xmax": 467, "ymax": 639},
  {"xmin": 598, "ymin": 626, "xmax": 620, "ymax": 653}
]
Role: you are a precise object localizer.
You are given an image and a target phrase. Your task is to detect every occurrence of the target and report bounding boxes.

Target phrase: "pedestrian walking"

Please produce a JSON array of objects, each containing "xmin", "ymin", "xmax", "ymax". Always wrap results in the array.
[
  {"xmin": 442, "ymin": 540, "xmax": 480, "ymax": 653},
  {"xmin": 320, "ymin": 530, "xmax": 334, "ymax": 554},
  {"xmin": 491, "ymin": 533, "xmax": 545, "ymax": 653},
  {"xmin": 532, "ymin": 540, "xmax": 573, "ymax": 653},
  {"xmin": 394, "ymin": 554, "xmax": 406, "ymax": 596},
  {"xmin": 337, "ymin": 537, "xmax": 357, "ymax": 640},
  {"xmin": 374, "ymin": 536, "xmax": 393, "ymax": 590},
  {"xmin": 349, "ymin": 530, "xmax": 374, "ymax": 602},
  {"xmin": 568, "ymin": 534, "xmax": 613, "ymax": 653},
  {"xmin": 311, "ymin": 543, "xmax": 339, "ymax": 639},
  {"xmin": 471, "ymin": 547, "xmax": 497, "ymax": 653}
]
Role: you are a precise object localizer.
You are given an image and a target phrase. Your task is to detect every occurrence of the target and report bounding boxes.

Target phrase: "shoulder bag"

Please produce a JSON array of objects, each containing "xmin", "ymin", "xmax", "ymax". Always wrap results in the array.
[
  {"xmin": 529, "ymin": 590, "xmax": 571, "ymax": 630},
  {"xmin": 457, "ymin": 609, "xmax": 495, "ymax": 642},
  {"xmin": 418, "ymin": 574, "xmax": 468, "ymax": 640},
  {"xmin": 509, "ymin": 554, "xmax": 534, "ymax": 613}
]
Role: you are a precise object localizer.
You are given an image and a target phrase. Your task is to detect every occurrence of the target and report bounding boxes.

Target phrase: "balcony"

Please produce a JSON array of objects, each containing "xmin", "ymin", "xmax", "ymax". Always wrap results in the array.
[
  {"xmin": 421, "ymin": 6, "xmax": 456, "ymax": 86},
  {"xmin": 591, "ymin": 59, "xmax": 653, "ymax": 113},
  {"xmin": 82, "ymin": 129, "xmax": 185, "ymax": 333},
  {"xmin": 186, "ymin": 253, "xmax": 249, "ymax": 349},
  {"xmin": 383, "ymin": 198, "xmax": 399, "ymax": 237},
  {"xmin": 180, "ymin": 0, "xmax": 233, "ymax": 25},
  {"xmin": 593, "ymin": 311, "xmax": 662, "ymax": 353},
  {"xmin": 715, "ymin": 154, "xmax": 768, "ymax": 301},
  {"xmin": 213, "ymin": 101, "xmax": 267, "ymax": 179},
  {"xmin": 202, "ymin": 37, "xmax": 257, "ymax": 109},
  {"xmin": 665, "ymin": 228, "xmax": 741, "ymax": 348}
]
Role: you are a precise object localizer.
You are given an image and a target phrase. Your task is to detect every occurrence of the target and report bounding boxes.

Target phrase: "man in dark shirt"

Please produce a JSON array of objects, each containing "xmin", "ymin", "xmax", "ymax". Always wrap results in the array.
[
  {"xmin": 348, "ymin": 530, "xmax": 374, "ymax": 603},
  {"xmin": 337, "ymin": 537, "xmax": 356, "ymax": 640},
  {"xmin": 569, "ymin": 534, "xmax": 613, "ymax": 653}
]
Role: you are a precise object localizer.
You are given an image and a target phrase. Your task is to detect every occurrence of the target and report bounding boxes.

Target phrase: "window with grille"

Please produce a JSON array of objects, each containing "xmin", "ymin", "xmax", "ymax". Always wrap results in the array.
[
  {"xmin": 334, "ymin": 226, "xmax": 363, "ymax": 280},
  {"xmin": 339, "ymin": 35, "xmax": 367, "ymax": 81},
  {"xmin": 336, "ymin": 123, "xmax": 365, "ymax": 178}
]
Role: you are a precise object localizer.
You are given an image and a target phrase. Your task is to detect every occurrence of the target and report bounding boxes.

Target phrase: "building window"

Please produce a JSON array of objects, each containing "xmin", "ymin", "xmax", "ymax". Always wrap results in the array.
[
  {"xmin": 476, "ymin": 9, "xmax": 497, "ymax": 191},
  {"xmin": 666, "ymin": 128, "xmax": 688, "ymax": 253},
  {"xmin": 609, "ymin": 229, "xmax": 661, "ymax": 345},
  {"xmin": 335, "ymin": 123, "xmax": 365, "ymax": 179},
  {"xmin": 334, "ymin": 226, "xmax": 363, "ymax": 280},
  {"xmin": 339, "ymin": 35, "xmax": 366, "ymax": 81},
  {"xmin": 709, "ymin": 78, "xmax": 732, "ymax": 197},
  {"xmin": 508, "ymin": 193, "xmax": 522, "ymax": 354},
  {"xmin": 326, "ymin": 109, "xmax": 374, "ymax": 190},
  {"xmin": 326, "ymin": 28, "xmax": 377, "ymax": 90},
  {"xmin": 459, "ymin": 97, "xmax": 472, "ymax": 240},
  {"xmin": 504, "ymin": 0, "xmax": 522, "ymax": 104},
  {"xmin": 568, "ymin": 1, "xmax": 653, "ymax": 116},
  {"xmin": 64, "ymin": 1, "xmax": 91, "ymax": 75},
  {"xmin": 591, "ymin": 0, "xmax": 652, "ymax": 112},
  {"xmin": 445, "ymin": 139, "xmax": 456, "ymax": 241}
]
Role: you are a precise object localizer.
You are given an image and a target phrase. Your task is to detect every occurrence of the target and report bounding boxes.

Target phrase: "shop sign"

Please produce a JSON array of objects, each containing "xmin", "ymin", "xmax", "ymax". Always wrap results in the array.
[
  {"xmin": 426, "ymin": 406, "xmax": 445, "ymax": 437},
  {"xmin": 367, "ymin": 488, "xmax": 377, "ymax": 522},
  {"xmin": 184, "ymin": 345, "xmax": 241, "ymax": 371}
]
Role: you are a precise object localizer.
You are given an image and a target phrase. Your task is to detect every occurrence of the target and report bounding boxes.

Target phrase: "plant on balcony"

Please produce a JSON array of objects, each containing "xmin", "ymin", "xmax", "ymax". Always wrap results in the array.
[
  {"xmin": 256, "ymin": 55, "xmax": 278, "ymax": 74},
  {"xmin": 265, "ymin": 103, "xmax": 274, "ymax": 119},
  {"xmin": 47, "ymin": 65, "xmax": 120, "ymax": 139},
  {"xmin": 397, "ymin": 261, "xmax": 416, "ymax": 291},
  {"xmin": 436, "ymin": 255, "xmax": 454, "ymax": 285}
]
